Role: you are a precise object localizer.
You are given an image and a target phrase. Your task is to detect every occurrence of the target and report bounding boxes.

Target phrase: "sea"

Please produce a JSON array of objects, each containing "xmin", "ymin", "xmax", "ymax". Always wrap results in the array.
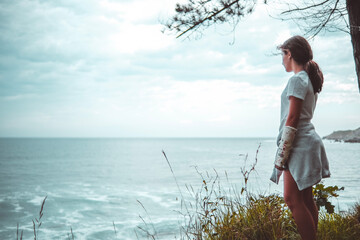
[{"xmin": 0, "ymin": 138, "xmax": 359, "ymax": 239}]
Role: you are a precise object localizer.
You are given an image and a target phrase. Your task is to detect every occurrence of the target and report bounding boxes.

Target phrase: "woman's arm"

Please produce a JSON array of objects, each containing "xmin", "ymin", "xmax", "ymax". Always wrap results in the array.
[
  {"xmin": 273, "ymin": 96, "xmax": 303, "ymax": 170},
  {"xmin": 286, "ymin": 96, "xmax": 303, "ymax": 128}
]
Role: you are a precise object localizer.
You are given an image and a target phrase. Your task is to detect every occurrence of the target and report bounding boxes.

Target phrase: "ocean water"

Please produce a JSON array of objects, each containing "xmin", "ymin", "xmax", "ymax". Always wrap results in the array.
[{"xmin": 0, "ymin": 138, "xmax": 359, "ymax": 239}]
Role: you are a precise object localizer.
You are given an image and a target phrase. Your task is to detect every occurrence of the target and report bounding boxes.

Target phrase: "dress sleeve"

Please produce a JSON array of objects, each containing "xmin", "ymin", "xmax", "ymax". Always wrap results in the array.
[{"xmin": 286, "ymin": 75, "xmax": 308, "ymax": 100}]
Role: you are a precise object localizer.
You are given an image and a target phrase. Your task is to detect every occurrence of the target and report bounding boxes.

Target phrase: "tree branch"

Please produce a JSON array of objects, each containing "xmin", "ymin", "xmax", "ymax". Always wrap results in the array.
[
  {"xmin": 176, "ymin": 0, "xmax": 241, "ymax": 38},
  {"xmin": 280, "ymin": 0, "xmax": 331, "ymax": 15},
  {"xmin": 311, "ymin": 0, "xmax": 340, "ymax": 37}
]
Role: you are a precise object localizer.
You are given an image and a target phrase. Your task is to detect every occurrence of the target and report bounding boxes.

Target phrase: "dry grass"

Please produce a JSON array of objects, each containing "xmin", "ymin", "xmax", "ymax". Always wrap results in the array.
[
  {"xmin": 317, "ymin": 203, "xmax": 360, "ymax": 240},
  {"xmin": 158, "ymin": 147, "xmax": 360, "ymax": 240}
]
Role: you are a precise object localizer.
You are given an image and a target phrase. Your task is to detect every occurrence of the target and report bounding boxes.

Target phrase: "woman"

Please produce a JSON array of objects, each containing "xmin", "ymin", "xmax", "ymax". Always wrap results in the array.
[{"xmin": 270, "ymin": 35, "xmax": 331, "ymax": 240}]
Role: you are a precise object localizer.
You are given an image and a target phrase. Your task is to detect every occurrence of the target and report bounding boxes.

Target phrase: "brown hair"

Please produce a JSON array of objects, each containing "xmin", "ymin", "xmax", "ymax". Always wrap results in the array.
[{"xmin": 279, "ymin": 35, "xmax": 323, "ymax": 93}]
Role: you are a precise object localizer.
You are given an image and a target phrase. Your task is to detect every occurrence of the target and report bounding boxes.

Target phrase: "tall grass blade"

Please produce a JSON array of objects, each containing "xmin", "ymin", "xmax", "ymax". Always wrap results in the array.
[
  {"xmin": 71, "ymin": 227, "xmax": 74, "ymax": 240},
  {"xmin": 162, "ymin": 150, "xmax": 190, "ymax": 215},
  {"xmin": 113, "ymin": 221, "xmax": 117, "ymax": 237},
  {"xmin": 32, "ymin": 220, "xmax": 36, "ymax": 240},
  {"xmin": 39, "ymin": 196, "xmax": 47, "ymax": 220},
  {"xmin": 137, "ymin": 199, "xmax": 157, "ymax": 237}
]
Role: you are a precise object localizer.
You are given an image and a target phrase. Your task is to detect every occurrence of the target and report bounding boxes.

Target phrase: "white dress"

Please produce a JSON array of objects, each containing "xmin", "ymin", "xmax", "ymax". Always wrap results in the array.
[{"xmin": 277, "ymin": 71, "xmax": 330, "ymax": 191}]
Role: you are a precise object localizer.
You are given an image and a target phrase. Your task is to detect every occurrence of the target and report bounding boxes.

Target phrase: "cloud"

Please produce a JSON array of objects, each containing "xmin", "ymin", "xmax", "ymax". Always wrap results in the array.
[
  {"xmin": 2, "ymin": 94, "xmax": 37, "ymax": 101},
  {"xmin": 107, "ymin": 23, "xmax": 174, "ymax": 54},
  {"xmin": 0, "ymin": 0, "xmax": 358, "ymax": 137},
  {"xmin": 100, "ymin": 0, "xmax": 178, "ymax": 24}
]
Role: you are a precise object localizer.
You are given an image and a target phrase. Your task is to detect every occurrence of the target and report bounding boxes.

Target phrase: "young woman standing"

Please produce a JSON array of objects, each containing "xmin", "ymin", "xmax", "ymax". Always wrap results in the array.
[{"xmin": 270, "ymin": 35, "xmax": 331, "ymax": 240}]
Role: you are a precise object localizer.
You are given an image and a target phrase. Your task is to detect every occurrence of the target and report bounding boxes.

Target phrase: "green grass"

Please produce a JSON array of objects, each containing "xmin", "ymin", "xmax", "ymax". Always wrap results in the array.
[
  {"xmin": 174, "ymin": 169, "xmax": 300, "ymax": 240},
  {"xmin": 158, "ymin": 147, "xmax": 360, "ymax": 240},
  {"xmin": 178, "ymin": 186, "xmax": 360, "ymax": 240},
  {"xmin": 317, "ymin": 204, "xmax": 360, "ymax": 240}
]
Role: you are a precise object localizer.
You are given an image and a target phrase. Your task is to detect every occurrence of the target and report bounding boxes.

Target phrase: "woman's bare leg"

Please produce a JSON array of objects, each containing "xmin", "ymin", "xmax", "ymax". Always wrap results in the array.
[
  {"xmin": 283, "ymin": 170, "xmax": 316, "ymax": 240},
  {"xmin": 302, "ymin": 187, "xmax": 318, "ymax": 231}
]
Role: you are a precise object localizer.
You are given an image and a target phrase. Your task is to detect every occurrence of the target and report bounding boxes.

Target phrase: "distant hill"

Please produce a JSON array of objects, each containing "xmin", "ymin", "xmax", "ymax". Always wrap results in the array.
[{"xmin": 323, "ymin": 127, "xmax": 360, "ymax": 143}]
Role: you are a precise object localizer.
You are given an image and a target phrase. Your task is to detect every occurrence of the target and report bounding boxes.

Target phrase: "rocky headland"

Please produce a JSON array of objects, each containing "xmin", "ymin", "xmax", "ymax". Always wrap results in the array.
[{"xmin": 323, "ymin": 127, "xmax": 360, "ymax": 143}]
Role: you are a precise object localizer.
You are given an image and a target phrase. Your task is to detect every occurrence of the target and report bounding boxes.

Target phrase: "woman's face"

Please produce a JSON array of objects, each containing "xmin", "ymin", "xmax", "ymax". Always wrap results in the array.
[{"xmin": 281, "ymin": 49, "xmax": 292, "ymax": 72}]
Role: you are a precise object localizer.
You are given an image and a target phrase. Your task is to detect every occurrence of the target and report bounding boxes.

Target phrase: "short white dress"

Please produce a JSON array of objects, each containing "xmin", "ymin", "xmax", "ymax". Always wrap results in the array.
[{"xmin": 277, "ymin": 71, "xmax": 330, "ymax": 191}]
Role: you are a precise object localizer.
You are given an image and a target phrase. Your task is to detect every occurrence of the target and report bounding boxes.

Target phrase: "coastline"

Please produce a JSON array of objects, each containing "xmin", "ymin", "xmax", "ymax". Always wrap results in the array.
[{"xmin": 322, "ymin": 127, "xmax": 360, "ymax": 143}]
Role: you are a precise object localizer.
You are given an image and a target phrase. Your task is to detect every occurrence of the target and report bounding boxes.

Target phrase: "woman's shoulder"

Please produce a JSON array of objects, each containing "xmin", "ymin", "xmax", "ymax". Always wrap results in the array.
[
  {"xmin": 289, "ymin": 71, "xmax": 309, "ymax": 86},
  {"xmin": 287, "ymin": 71, "xmax": 309, "ymax": 100},
  {"xmin": 293, "ymin": 71, "xmax": 309, "ymax": 82}
]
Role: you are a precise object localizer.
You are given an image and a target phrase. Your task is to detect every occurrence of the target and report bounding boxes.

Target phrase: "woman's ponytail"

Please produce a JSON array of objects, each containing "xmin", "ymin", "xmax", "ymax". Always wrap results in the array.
[
  {"xmin": 305, "ymin": 60, "xmax": 323, "ymax": 93},
  {"xmin": 279, "ymin": 36, "xmax": 324, "ymax": 94}
]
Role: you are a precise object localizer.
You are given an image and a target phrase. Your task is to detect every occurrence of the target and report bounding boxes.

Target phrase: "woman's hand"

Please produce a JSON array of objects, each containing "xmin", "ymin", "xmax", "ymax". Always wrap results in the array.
[
  {"xmin": 275, "ymin": 165, "xmax": 285, "ymax": 171},
  {"xmin": 273, "ymin": 96, "xmax": 303, "ymax": 169},
  {"xmin": 274, "ymin": 126, "xmax": 297, "ymax": 168}
]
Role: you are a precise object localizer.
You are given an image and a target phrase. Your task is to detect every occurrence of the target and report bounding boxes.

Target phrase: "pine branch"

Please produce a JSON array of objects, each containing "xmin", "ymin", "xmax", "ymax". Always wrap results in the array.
[{"xmin": 176, "ymin": 0, "xmax": 241, "ymax": 38}]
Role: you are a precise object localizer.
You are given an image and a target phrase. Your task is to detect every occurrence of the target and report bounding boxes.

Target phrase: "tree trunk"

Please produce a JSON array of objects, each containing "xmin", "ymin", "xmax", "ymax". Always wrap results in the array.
[{"xmin": 347, "ymin": 0, "xmax": 360, "ymax": 93}]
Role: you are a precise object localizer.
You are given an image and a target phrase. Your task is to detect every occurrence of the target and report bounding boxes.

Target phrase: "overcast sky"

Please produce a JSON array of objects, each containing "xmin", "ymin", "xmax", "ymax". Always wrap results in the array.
[{"xmin": 0, "ymin": 0, "xmax": 359, "ymax": 138}]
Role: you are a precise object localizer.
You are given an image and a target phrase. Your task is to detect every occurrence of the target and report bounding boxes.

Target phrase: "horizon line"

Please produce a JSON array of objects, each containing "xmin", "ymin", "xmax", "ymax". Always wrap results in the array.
[{"xmin": 0, "ymin": 136, "xmax": 276, "ymax": 139}]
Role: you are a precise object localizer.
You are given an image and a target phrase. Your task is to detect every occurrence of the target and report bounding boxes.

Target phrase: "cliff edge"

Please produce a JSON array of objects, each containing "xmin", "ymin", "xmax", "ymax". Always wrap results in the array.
[{"xmin": 323, "ymin": 127, "xmax": 360, "ymax": 143}]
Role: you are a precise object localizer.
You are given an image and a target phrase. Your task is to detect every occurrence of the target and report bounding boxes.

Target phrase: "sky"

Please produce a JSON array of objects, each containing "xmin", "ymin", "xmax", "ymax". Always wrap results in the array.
[{"xmin": 0, "ymin": 0, "xmax": 359, "ymax": 138}]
